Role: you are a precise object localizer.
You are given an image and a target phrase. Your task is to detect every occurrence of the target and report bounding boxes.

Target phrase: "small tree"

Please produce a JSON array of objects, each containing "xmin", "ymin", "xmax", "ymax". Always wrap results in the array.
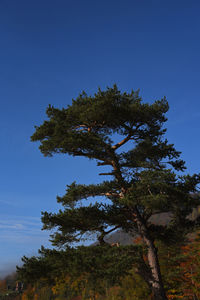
[{"xmin": 31, "ymin": 85, "xmax": 200, "ymax": 300}]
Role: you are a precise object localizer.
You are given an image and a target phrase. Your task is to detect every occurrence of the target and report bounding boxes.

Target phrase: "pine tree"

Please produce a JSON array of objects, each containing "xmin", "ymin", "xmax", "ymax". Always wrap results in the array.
[{"xmin": 31, "ymin": 85, "xmax": 200, "ymax": 300}]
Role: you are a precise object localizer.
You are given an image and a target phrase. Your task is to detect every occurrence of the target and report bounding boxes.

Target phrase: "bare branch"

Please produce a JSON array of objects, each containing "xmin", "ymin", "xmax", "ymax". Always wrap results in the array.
[
  {"xmin": 97, "ymin": 225, "xmax": 120, "ymax": 245},
  {"xmin": 99, "ymin": 172, "xmax": 114, "ymax": 176},
  {"xmin": 74, "ymin": 124, "xmax": 92, "ymax": 132},
  {"xmin": 105, "ymin": 225, "xmax": 120, "ymax": 235},
  {"xmin": 97, "ymin": 161, "xmax": 112, "ymax": 166},
  {"xmin": 112, "ymin": 125, "xmax": 141, "ymax": 151},
  {"xmin": 73, "ymin": 150, "xmax": 106, "ymax": 162},
  {"xmin": 101, "ymin": 192, "xmax": 120, "ymax": 197},
  {"xmin": 112, "ymin": 133, "xmax": 132, "ymax": 150}
]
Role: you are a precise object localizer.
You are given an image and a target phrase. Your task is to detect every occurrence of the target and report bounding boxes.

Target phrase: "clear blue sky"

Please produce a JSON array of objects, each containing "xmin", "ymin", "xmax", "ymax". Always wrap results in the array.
[{"xmin": 0, "ymin": 0, "xmax": 200, "ymax": 276}]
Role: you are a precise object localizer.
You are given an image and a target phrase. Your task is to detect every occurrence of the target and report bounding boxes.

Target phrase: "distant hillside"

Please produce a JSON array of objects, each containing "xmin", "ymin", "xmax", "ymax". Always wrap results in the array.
[
  {"xmin": 102, "ymin": 206, "xmax": 200, "ymax": 246},
  {"xmin": 100, "ymin": 212, "xmax": 171, "ymax": 246},
  {"xmin": 104, "ymin": 230, "xmax": 135, "ymax": 245}
]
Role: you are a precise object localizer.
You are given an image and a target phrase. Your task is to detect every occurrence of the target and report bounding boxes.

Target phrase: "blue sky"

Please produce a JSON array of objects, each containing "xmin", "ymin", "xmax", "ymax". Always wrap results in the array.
[{"xmin": 0, "ymin": 0, "xmax": 200, "ymax": 276}]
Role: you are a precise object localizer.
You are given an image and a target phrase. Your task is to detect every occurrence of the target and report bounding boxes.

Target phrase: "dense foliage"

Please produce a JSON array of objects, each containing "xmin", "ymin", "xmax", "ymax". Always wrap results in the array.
[
  {"xmin": 15, "ymin": 232, "xmax": 200, "ymax": 299},
  {"xmin": 16, "ymin": 86, "xmax": 200, "ymax": 299}
]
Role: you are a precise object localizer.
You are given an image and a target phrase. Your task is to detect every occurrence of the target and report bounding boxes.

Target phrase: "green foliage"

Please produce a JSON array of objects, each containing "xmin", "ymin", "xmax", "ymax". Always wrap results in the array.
[
  {"xmin": 18, "ymin": 231, "xmax": 200, "ymax": 299},
  {"xmin": 26, "ymin": 85, "xmax": 200, "ymax": 299},
  {"xmin": 31, "ymin": 86, "xmax": 200, "ymax": 250},
  {"xmin": 17, "ymin": 244, "xmax": 148, "ymax": 299},
  {"xmin": 31, "ymin": 86, "xmax": 169, "ymax": 158}
]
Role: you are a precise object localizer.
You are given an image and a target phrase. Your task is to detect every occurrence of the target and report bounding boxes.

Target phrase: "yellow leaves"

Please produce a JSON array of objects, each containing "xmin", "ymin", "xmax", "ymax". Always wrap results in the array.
[
  {"xmin": 167, "ymin": 289, "xmax": 185, "ymax": 299},
  {"xmin": 51, "ymin": 273, "xmax": 87, "ymax": 297},
  {"xmin": 21, "ymin": 285, "xmax": 35, "ymax": 300},
  {"xmin": 51, "ymin": 276, "xmax": 69, "ymax": 295},
  {"xmin": 173, "ymin": 231, "xmax": 200, "ymax": 299}
]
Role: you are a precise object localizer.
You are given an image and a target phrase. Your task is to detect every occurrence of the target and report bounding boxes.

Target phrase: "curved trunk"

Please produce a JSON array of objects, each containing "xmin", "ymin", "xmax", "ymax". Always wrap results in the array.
[{"xmin": 134, "ymin": 209, "xmax": 168, "ymax": 300}]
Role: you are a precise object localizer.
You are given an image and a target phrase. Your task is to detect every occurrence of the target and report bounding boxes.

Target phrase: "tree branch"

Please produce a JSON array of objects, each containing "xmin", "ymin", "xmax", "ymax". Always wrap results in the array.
[
  {"xmin": 73, "ymin": 150, "xmax": 106, "ymax": 162},
  {"xmin": 112, "ymin": 133, "xmax": 133, "ymax": 150},
  {"xmin": 97, "ymin": 225, "xmax": 120, "ymax": 245},
  {"xmin": 74, "ymin": 125, "xmax": 92, "ymax": 132},
  {"xmin": 97, "ymin": 161, "xmax": 112, "ymax": 166},
  {"xmin": 105, "ymin": 225, "xmax": 120, "ymax": 235},
  {"xmin": 101, "ymin": 192, "xmax": 122, "ymax": 198},
  {"xmin": 99, "ymin": 172, "xmax": 114, "ymax": 176}
]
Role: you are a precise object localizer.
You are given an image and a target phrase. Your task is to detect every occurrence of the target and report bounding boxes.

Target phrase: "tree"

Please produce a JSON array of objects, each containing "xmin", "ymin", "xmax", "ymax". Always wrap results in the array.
[
  {"xmin": 31, "ymin": 85, "xmax": 200, "ymax": 299},
  {"xmin": 18, "ymin": 244, "xmax": 143, "ymax": 299}
]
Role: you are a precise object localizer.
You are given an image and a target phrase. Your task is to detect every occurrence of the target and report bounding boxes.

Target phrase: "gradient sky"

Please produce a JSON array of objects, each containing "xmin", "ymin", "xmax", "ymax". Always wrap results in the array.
[{"xmin": 0, "ymin": 0, "xmax": 200, "ymax": 276}]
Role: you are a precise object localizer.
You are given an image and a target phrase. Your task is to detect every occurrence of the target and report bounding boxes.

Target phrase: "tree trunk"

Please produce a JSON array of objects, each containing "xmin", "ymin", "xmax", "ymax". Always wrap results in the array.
[
  {"xmin": 144, "ymin": 236, "xmax": 168, "ymax": 300},
  {"xmin": 134, "ymin": 209, "xmax": 168, "ymax": 300}
]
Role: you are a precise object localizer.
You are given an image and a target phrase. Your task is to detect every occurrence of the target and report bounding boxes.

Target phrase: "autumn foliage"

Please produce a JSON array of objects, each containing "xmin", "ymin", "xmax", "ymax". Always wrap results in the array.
[{"xmin": 13, "ymin": 230, "xmax": 200, "ymax": 299}]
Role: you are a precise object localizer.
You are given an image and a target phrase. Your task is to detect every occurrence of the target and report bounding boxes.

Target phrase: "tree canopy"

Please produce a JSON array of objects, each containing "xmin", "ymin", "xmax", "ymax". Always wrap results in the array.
[{"xmin": 29, "ymin": 85, "xmax": 200, "ymax": 300}]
